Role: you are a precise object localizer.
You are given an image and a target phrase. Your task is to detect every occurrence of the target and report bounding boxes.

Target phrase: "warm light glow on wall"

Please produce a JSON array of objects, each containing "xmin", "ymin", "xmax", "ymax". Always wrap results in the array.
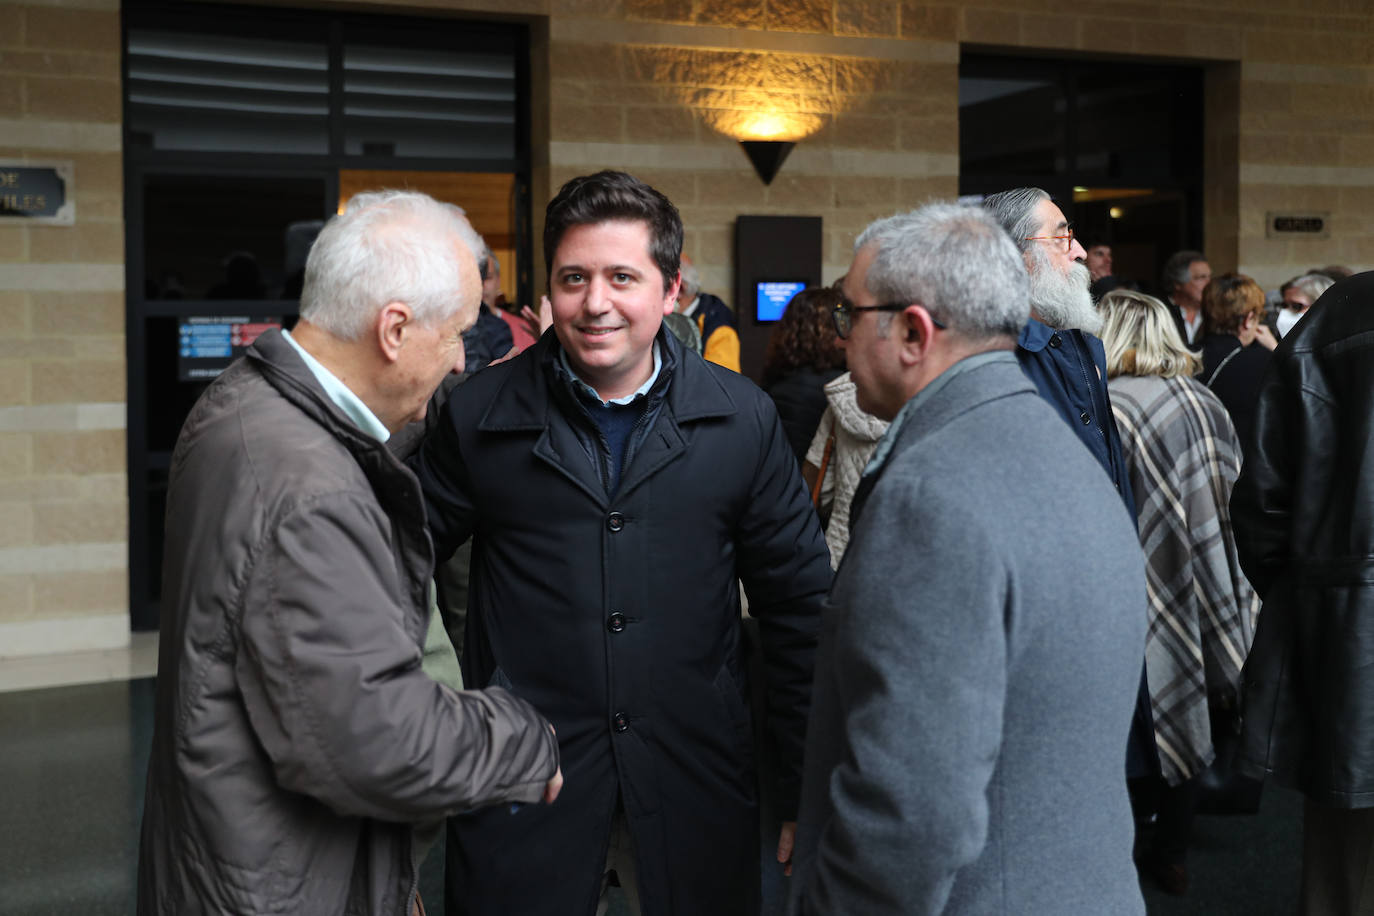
[{"xmin": 715, "ymin": 109, "xmax": 825, "ymax": 142}]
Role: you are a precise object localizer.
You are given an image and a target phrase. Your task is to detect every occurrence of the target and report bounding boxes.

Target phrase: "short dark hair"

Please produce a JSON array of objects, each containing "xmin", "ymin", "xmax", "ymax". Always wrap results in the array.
[
  {"xmin": 1161, "ymin": 249, "xmax": 1206, "ymax": 293},
  {"xmin": 543, "ymin": 170, "xmax": 683, "ymax": 292}
]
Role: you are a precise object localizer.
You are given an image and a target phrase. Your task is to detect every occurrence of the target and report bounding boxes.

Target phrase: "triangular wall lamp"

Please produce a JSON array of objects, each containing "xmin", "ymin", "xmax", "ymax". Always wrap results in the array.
[{"xmin": 740, "ymin": 140, "xmax": 795, "ymax": 185}]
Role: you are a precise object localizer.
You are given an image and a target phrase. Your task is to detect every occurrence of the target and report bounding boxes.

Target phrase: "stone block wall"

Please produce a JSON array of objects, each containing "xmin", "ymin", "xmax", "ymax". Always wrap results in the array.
[
  {"xmin": 0, "ymin": 0, "xmax": 128, "ymax": 657},
  {"xmin": 4, "ymin": 0, "xmax": 1374, "ymax": 655},
  {"xmin": 530, "ymin": 0, "xmax": 1374, "ymax": 290}
]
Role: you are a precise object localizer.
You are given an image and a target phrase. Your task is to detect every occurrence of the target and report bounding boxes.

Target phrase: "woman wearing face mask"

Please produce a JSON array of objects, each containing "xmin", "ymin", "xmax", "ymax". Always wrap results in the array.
[
  {"xmin": 1275, "ymin": 272, "xmax": 1336, "ymax": 338},
  {"xmin": 1198, "ymin": 273, "xmax": 1276, "ymax": 456}
]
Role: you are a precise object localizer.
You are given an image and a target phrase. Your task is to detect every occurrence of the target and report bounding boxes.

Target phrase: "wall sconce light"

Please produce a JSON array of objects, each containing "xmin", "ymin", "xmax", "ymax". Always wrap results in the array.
[
  {"xmin": 704, "ymin": 109, "xmax": 821, "ymax": 185},
  {"xmin": 740, "ymin": 141, "xmax": 794, "ymax": 185}
]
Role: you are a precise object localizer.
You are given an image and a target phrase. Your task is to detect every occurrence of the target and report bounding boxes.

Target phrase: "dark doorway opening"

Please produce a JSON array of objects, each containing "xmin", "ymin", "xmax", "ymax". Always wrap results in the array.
[
  {"xmin": 958, "ymin": 52, "xmax": 1205, "ymax": 295},
  {"xmin": 123, "ymin": 1, "xmax": 531, "ymax": 630}
]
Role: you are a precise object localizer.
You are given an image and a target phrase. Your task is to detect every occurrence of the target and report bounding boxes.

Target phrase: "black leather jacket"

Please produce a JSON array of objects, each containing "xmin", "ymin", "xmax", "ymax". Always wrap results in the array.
[{"xmin": 1233, "ymin": 272, "xmax": 1374, "ymax": 807}]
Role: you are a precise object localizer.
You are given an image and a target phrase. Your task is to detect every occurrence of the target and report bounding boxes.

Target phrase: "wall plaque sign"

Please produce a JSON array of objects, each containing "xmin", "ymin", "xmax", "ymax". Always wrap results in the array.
[
  {"xmin": 0, "ymin": 161, "xmax": 74, "ymax": 225},
  {"xmin": 1266, "ymin": 211, "xmax": 1330, "ymax": 239}
]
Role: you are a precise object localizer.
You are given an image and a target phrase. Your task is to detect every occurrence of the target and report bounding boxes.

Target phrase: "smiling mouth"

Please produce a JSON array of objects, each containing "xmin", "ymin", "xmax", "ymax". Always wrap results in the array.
[{"xmin": 578, "ymin": 326, "xmax": 621, "ymax": 337}]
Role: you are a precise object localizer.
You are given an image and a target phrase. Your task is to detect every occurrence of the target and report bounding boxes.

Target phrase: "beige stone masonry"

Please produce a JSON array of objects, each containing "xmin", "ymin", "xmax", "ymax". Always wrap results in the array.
[{"xmin": 1, "ymin": 0, "xmax": 126, "ymax": 653}]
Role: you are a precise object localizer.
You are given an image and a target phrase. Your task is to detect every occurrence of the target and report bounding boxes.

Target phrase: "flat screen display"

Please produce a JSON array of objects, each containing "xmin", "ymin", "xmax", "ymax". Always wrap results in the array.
[{"xmin": 755, "ymin": 280, "xmax": 806, "ymax": 323}]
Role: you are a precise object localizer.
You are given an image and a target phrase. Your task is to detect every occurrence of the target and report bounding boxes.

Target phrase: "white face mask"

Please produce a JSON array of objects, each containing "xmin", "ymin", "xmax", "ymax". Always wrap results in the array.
[{"xmin": 1276, "ymin": 308, "xmax": 1304, "ymax": 338}]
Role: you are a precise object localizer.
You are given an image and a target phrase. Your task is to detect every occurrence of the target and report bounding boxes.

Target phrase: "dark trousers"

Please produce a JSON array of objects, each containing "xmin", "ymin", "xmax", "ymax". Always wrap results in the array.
[{"xmin": 1301, "ymin": 800, "xmax": 1374, "ymax": 915}]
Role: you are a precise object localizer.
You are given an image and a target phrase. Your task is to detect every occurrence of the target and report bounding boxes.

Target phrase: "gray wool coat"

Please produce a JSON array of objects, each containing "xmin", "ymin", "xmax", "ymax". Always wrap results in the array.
[{"xmin": 789, "ymin": 352, "xmax": 1148, "ymax": 916}]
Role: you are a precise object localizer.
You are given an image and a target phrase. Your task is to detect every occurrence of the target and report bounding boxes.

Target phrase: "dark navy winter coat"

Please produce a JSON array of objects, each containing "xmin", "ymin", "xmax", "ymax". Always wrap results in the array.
[{"xmin": 411, "ymin": 327, "xmax": 831, "ymax": 915}]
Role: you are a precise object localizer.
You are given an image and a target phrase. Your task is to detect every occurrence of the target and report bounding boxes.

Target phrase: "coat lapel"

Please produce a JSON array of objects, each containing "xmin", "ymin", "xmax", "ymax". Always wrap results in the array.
[
  {"xmin": 531, "ymin": 417, "xmax": 608, "ymax": 508},
  {"xmin": 478, "ymin": 334, "xmax": 608, "ymax": 507},
  {"xmin": 614, "ymin": 413, "xmax": 686, "ymax": 500},
  {"xmin": 615, "ymin": 332, "xmax": 738, "ymax": 500}
]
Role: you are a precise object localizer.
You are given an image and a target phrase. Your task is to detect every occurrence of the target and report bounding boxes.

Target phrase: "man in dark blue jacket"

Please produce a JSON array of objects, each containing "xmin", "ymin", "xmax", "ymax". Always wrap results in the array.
[
  {"xmin": 410, "ymin": 171, "xmax": 831, "ymax": 916},
  {"xmin": 984, "ymin": 188, "xmax": 1157, "ymax": 787}
]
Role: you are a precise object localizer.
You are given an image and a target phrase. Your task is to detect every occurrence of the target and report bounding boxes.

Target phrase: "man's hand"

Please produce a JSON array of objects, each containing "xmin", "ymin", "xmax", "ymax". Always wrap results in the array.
[
  {"xmin": 777, "ymin": 820, "xmax": 796, "ymax": 876},
  {"xmin": 542, "ymin": 723, "xmax": 562, "ymax": 804},
  {"xmin": 519, "ymin": 296, "xmax": 554, "ymax": 340},
  {"xmin": 543, "ymin": 765, "xmax": 563, "ymax": 804}
]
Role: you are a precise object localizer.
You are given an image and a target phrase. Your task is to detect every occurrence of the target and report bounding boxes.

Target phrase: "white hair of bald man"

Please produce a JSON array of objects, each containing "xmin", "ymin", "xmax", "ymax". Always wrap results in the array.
[
  {"xmin": 678, "ymin": 257, "xmax": 701, "ymax": 301},
  {"xmin": 299, "ymin": 190, "xmax": 484, "ymax": 341},
  {"xmin": 854, "ymin": 202, "xmax": 1029, "ymax": 341}
]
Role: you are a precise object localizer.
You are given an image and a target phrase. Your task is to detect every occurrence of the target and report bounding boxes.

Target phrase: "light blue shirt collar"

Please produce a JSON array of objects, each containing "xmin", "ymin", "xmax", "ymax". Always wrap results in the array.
[
  {"xmin": 558, "ymin": 341, "xmax": 662, "ymax": 406},
  {"xmin": 282, "ymin": 329, "xmax": 391, "ymax": 443}
]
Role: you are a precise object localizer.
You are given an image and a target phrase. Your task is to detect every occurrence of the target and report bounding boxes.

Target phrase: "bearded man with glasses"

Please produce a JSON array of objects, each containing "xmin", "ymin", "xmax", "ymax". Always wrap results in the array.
[{"xmin": 983, "ymin": 187, "xmax": 1159, "ymax": 788}]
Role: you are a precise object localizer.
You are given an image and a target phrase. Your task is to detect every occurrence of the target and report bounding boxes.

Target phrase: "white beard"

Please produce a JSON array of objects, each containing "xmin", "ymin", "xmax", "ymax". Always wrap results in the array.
[{"xmin": 1028, "ymin": 248, "xmax": 1101, "ymax": 335}]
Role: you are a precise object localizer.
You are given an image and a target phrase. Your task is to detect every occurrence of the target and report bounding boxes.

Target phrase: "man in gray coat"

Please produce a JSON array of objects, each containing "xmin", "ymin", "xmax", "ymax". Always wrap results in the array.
[
  {"xmin": 138, "ymin": 191, "xmax": 561, "ymax": 916},
  {"xmin": 789, "ymin": 203, "xmax": 1147, "ymax": 915}
]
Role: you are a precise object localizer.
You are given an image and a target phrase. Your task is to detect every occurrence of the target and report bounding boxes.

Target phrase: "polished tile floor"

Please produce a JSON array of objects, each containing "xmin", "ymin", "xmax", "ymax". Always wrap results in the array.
[{"xmin": 0, "ymin": 647, "xmax": 1301, "ymax": 915}]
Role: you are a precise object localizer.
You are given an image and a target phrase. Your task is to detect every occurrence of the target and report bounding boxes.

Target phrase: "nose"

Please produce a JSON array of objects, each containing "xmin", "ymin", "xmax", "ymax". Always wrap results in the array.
[
  {"xmin": 1068, "ymin": 237, "xmax": 1087, "ymax": 261},
  {"xmin": 585, "ymin": 276, "xmax": 612, "ymax": 316}
]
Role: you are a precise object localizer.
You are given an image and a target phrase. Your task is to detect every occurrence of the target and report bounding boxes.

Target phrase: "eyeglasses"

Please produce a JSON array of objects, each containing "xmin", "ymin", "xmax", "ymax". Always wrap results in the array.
[
  {"xmin": 1024, "ymin": 225, "xmax": 1075, "ymax": 252},
  {"xmin": 832, "ymin": 299, "xmax": 946, "ymax": 340}
]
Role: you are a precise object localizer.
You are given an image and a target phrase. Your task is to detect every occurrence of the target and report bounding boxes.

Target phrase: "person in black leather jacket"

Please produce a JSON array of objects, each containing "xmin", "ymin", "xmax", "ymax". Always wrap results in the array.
[{"xmin": 1232, "ymin": 270, "xmax": 1374, "ymax": 916}]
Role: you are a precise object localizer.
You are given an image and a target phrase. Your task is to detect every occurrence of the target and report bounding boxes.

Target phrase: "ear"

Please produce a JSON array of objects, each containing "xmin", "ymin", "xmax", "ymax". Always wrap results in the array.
[
  {"xmin": 662, "ymin": 270, "xmax": 683, "ymax": 316},
  {"xmin": 375, "ymin": 301, "xmax": 412, "ymax": 364},
  {"xmin": 896, "ymin": 305, "xmax": 940, "ymax": 366}
]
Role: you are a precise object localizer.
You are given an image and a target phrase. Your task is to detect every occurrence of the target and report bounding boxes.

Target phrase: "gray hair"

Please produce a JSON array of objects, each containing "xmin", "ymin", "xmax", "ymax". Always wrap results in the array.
[
  {"xmin": 853, "ymin": 202, "xmax": 1029, "ymax": 340},
  {"xmin": 981, "ymin": 187, "xmax": 1050, "ymax": 255},
  {"xmin": 1161, "ymin": 249, "xmax": 1206, "ymax": 293},
  {"xmin": 477, "ymin": 241, "xmax": 493, "ymax": 282},
  {"xmin": 1289, "ymin": 272, "xmax": 1335, "ymax": 303},
  {"xmin": 679, "ymin": 257, "xmax": 701, "ymax": 300},
  {"xmin": 300, "ymin": 191, "xmax": 483, "ymax": 340}
]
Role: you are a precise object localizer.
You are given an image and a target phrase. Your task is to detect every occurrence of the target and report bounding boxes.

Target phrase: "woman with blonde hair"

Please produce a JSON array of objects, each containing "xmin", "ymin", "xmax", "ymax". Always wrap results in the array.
[{"xmin": 1100, "ymin": 288, "xmax": 1259, "ymax": 897}]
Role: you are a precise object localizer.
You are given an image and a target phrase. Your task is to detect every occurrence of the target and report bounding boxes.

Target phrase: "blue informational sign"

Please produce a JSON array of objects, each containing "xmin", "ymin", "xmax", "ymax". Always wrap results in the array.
[
  {"xmin": 755, "ymin": 280, "xmax": 806, "ymax": 323},
  {"xmin": 178, "ymin": 316, "xmax": 281, "ymax": 380}
]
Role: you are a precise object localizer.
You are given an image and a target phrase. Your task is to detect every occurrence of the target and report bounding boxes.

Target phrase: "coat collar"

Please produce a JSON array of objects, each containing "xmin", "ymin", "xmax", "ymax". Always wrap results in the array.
[
  {"xmin": 1017, "ymin": 316, "xmax": 1061, "ymax": 352},
  {"xmin": 477, "ymin": 325, "xmax": 738, "ymax": 433},
  {"xmin": 246, "ymin": 328, "xmax": 384, "ymax": 458},
  {"xmin": 850, "ymin": 352, "xmax": 1032, "ymax": 529}
]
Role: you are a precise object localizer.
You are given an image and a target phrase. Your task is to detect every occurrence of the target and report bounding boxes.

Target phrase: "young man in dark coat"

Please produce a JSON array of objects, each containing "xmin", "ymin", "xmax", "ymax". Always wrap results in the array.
[
  {"xmin": 1232, "ymin": 271, "xmax": 1374, "ymax": 914},
  {"xmin": 410, "ymin": 171, "xmax": 832, "ymax": 916}
]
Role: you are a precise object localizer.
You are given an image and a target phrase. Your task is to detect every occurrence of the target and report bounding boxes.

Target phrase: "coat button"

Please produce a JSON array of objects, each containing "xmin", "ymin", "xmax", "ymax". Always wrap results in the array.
[
  {"xmin": 607, "ymin": 512, "xmax": 624, "ymax": 532},
  {"xmin": 607, "ymin": 612, "xmax": 626, "ymax": 633},
  {"xmin": 1079, "ymin": 411, "xmax": 1091, "ymax": 425},
  {"xmin": 613, "ymin": 712, "xmax": 629, "ymax": 732},
  {"xmin": 1049, "ymin": 334, "xmax": 1062, "ymax": 349}
]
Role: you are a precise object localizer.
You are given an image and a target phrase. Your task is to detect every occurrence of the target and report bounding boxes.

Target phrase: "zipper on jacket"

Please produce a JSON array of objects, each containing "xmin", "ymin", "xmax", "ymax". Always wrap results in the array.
[{"xmin": 404, "ymin": 834, "xmax": 420, "ymax": 916}]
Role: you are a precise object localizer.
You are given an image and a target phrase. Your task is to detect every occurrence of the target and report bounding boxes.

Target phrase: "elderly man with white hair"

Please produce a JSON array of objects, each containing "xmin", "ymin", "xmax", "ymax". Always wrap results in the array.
[
  {"xmin": 675, "ymin": 253, "xmax": 741, "ymax": 370},
  {"xmin": 137, "ymin": 190, "xmax": 561, "ymax": 916},
  {"xmin": 789, "ymin": 202, "xmax": 1147, "ymax": 916}
]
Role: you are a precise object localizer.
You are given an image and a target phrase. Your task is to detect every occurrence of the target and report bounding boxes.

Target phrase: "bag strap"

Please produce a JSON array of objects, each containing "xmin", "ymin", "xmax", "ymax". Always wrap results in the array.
[
  {"xmin": 1205, "ymin": 347, "xmax": 1242, "ymax": 389},
  {"xmin": 811, "ymin": 434, "xmax": 836, "ymax": 509}
]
